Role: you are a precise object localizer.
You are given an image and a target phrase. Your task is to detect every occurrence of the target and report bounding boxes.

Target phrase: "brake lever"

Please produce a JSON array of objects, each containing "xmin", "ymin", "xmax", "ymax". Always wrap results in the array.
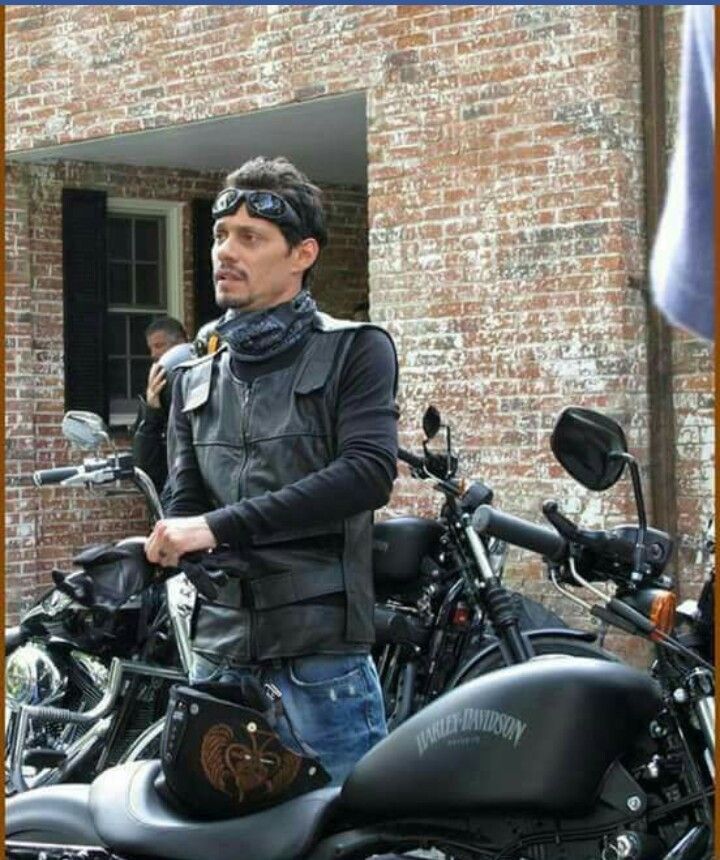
[
  {"xmin": 61, "ymin": 468, "xmax": 116, "ymax": 487},
  {"xmin": 542, "ymin": 500, "xmax": 580, "ymax": 540}
]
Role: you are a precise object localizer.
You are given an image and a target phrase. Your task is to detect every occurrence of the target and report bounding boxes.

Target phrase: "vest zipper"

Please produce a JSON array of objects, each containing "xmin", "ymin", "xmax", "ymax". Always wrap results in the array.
[
  {"xmin": 240, "ymin": 380, "xmax": 255, "ymax": 660},
  {"xmin": 239, "ymin": 381, "xmax": 253, "ymax": 498}
]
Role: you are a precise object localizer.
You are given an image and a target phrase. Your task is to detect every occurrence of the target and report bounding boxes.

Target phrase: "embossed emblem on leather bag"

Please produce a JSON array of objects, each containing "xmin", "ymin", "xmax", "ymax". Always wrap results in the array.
[{"xmin": 200, "ymin": 722, "xmax": 302, "ymax": 802}]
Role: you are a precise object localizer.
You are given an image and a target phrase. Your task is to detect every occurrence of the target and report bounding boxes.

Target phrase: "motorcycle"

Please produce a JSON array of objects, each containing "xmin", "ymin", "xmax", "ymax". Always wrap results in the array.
[
  {"xmin": 373, "ymin": 406, "xmax": 612, "ymax": 730},
  {"xmin": 5, "ymin": 411, "xmax": 193, "ymax": 795},
  {"xmin": 9, "ymin": 402, "xmax": 604, "ymax": 792},
  {"xmin": 7, "ymin": 405, "xmax": 710, "ymax": 859}
]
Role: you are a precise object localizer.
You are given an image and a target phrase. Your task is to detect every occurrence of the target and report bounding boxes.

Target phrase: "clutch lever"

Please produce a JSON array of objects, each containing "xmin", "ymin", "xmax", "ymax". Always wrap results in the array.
[{"xmin": 542, "ymin": 500, "xmax": 581, "ymax": 541}]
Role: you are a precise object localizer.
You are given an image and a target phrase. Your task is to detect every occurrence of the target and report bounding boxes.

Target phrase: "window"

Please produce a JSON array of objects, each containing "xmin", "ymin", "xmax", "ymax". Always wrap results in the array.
[
  {"xmin": 105, "ymin": 199, "xmax": 184, "ymax": 426},
  {"xmin": 62, "ymin": 190, "xmax": 185, "ymax": 426},
  {"xmin": 106, "ymin": 215, "xmax": 166, "ymax": 422}
]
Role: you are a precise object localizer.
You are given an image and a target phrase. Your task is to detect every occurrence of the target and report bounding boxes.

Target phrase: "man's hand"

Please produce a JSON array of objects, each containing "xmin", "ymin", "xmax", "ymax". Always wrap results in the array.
[
  {"xmin": 146, "ymin": 363, "xmax": 167, "ymax": 410},
  {"xmin": 145, "ymin": 516, "xmax": 217, "ymax": 567}
]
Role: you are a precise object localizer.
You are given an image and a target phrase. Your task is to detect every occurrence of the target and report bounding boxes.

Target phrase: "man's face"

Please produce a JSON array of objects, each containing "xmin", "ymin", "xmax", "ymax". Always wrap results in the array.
[
  {"xmin": 146, "ymin": 331, "xmax": 174, "ymax": 360},
  {"xmin": 211, "ymin": 204, "xmax": 315, "ymax": 313}
]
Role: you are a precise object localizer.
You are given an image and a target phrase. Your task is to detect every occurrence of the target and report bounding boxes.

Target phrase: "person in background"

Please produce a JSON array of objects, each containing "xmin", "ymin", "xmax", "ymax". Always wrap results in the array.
[
  {"xmin": 133, "ymin": 316, "xmax": 189, "ymax": 505},
  {"xmin": 651, "ymin": 4, "xmax": 715, "ymax": 342}
]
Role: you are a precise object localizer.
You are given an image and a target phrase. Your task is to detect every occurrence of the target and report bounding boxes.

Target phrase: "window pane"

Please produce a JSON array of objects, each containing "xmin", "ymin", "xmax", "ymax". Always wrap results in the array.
[
  {"xmin": 135, "ymin": 219, "xmax": 160, "ymax": 262},
  {"xmin": 135, "ymin": 263, "xmax": 161, "ymax": 306},
  {"xmin": 109, "ymin": 262, "xmax": 132, "ymax": 304},
  {"xmin": 108, "ymin": 218, "xmax": 132, "ymax": 260},
  {"xmin": 130, "ymin": 313, "xmax": 156, "ymax": 355},
  {"xmin": 106, "ymin": 314, "xmax": 127, "ymax": 356},
  {"xmin": 131, "ymin": 358, "xmax": 153, "ymax": 398},
  {"xmin": 107, "ymin": 359, "xmax": 128, "ymax": 399}
]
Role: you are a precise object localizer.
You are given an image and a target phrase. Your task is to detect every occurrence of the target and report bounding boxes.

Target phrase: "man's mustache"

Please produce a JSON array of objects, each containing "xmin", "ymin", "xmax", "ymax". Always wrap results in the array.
[{"xmin": 214, "ymin": 266, "xmax": 247, "ymax": 282}]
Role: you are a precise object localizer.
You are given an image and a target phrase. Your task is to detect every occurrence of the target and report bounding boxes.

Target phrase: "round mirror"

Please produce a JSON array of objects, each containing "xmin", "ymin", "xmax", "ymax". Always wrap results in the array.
[
  {"xmin": 550, "ymin": 407, "xmax": 627, "ymax": 491},
  {"xmin": 61, "ymin": 411, "xmax": 110, "ymax": 451},
  {"xmin": 422, "ymin": 405, "xmax": 442, "ymax": 440}
]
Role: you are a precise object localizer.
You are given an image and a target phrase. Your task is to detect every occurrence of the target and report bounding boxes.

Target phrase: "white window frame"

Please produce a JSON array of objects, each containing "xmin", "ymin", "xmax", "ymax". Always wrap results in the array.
[
  {"xmin": 106, "ymin": 198, "xmax": 184, "ymax": 426},
  {"xmin": 106, "ymin": 197, "xmax": 184, "ymax": 321}
]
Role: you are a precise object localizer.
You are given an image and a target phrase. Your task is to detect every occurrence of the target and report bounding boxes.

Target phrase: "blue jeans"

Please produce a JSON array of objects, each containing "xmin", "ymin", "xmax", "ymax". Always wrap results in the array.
[{"xmin": 190, "ymin": 653, "xmax": 387, "ymax": 785}]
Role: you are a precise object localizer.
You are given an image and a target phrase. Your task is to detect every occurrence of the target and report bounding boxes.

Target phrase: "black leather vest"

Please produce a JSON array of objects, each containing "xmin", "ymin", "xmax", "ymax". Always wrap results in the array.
[{"xmin": 179, "ymin": 312, "xmax": 398, "ymax": 664}]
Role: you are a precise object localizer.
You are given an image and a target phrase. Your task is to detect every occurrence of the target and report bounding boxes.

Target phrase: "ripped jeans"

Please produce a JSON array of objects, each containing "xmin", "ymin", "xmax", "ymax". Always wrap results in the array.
[{"xmin": 190, "ymin": 653, "xmax": 387, "ymax": 786}]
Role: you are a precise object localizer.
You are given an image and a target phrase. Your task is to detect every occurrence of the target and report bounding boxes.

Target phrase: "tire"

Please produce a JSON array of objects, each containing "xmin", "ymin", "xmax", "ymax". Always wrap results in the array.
[
  {"xmin": 117, "ymin": 716, "xmax": 164, "ymax": 764},
  {"xmin": 454, "ymin": 635, "xmax": 616, "ymax": 687}
]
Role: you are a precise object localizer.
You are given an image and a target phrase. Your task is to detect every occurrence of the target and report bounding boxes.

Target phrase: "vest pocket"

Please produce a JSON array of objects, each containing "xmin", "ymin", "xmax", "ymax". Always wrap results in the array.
[
  {"xmin": 248, "ymin": 561, "xmax": 346, "ymax": 610},
  {"xmin": 293, "ymin": 355, "xmax": 334, "ymax": 394},
  {"xmin": 191, "ymin": 601, "xmax": 252, "ymax": 665}
]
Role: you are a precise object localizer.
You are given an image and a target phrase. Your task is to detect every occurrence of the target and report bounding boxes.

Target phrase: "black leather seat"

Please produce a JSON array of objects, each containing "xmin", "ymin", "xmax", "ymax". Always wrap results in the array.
[
  {"xmin": 6, "ymin": 783, "xmax": 102, "ymax": 845},
  {"xmin": 89, "ymin": 760, "xmax": 342, "ymax": 860}
]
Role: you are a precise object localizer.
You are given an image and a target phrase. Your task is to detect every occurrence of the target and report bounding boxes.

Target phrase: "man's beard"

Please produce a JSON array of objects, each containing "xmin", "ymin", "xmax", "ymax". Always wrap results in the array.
[
  {"xmin": 216, "ymin": 295, "xmax": 247, "ymax": 311},
  {"xmin": 214, "ymin": 288, "xmax": 252, "ymax": 312}
]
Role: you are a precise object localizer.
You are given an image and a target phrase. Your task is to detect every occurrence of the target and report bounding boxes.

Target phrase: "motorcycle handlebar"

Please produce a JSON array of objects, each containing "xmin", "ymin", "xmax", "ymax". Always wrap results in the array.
[
  {"xmin": 398, "ymin": 447, "xmax": 425, "ymax": 471},
  {"xmin": 33, "ymin": 466, "xmax": 84, "ymax": 486},
  {"xmin": 33, "ymin": 459, "xmax": 114, "ymax": 487},
  {"xmin": 472, "ymin": 505, "xmax": 567, "ymax": 563}
]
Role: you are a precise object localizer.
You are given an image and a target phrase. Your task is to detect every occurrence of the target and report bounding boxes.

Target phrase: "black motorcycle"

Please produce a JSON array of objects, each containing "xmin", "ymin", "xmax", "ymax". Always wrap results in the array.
[
  {"xmin": 7, "ymin": 406, "xmax": 710, "ymax": 859},
  {"xmin": 373, "ymin": 406, "xmax": 612, "ymax": 730},
  {"xmin": 5, "ymin": 412, "xmax": 190, "ymax": 795}
]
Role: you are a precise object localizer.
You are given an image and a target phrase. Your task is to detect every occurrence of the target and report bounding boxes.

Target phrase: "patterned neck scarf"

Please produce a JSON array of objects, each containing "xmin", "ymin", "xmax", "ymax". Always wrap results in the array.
[{"xmin": 215, "ymin": 290, "xmax": 317, "ymax": 363}]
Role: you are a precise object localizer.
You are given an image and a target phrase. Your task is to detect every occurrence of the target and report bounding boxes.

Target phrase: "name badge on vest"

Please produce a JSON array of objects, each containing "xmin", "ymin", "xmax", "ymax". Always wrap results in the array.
[{"xmin": 183, "ymin": 359, "xmax": 213, "ymax": 412}]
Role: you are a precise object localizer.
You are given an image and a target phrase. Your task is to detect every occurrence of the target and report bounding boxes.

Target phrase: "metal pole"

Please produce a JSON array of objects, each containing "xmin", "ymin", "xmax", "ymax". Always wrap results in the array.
[{"xmin": 639, "ymin": 6, "xmax": 678, "ymax": 543}]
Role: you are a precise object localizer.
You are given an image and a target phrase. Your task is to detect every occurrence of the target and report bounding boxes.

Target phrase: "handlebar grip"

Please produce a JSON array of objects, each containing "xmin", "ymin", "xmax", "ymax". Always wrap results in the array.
[
  {"xmin": 33, "ymin": 466, "xmax": 82, "ymax": 487},
  {"xmin": 472, "ymin": 505, "xmax": 567, "ymax": 563},
  {"xmin": 398, "ymin": 447, "xmax": 425, "ymax": 471}
]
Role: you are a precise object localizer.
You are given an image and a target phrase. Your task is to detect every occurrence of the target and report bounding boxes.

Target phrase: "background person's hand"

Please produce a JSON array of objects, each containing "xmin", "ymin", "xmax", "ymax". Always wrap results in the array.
[
  {"xmin": 145, "ymin": 363, "xmax": 167, "ymax": 410},
  {"xmin": 145, "ymin": 516, "xmax": 217, "ymax": 568}
]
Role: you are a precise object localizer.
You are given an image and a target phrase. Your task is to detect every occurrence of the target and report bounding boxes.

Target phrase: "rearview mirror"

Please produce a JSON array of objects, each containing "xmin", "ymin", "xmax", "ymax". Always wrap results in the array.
[
  {"xmin": 61, "ymin": 411, "xmax": 111, "ymax": 452},
  {"xmin": 550, "ymin": 407, "xmax": 627, "ymax": 491},
  {"xmin": 422, "ymin": 406, "xmax": 442, "ymax": 441}
]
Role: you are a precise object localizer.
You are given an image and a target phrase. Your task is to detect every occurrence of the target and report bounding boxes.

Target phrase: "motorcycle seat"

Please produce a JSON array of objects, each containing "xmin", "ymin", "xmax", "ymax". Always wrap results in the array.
[
  {"xmin": 6, "ymin": 783, "xmax": 101, "ymax": 845},
  {"xmin": 5, "ymin": 625, "xmax": 27, "ymax": 654},
  {"xmin": 90, "ymin": 760, "xmax": 342, "ymax": 860}
]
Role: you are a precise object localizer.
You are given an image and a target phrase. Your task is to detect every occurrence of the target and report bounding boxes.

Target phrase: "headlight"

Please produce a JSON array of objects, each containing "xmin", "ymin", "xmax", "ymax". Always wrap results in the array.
[{"xmin": 6, "ymin": 644, "xmax": 66, "ymax": 709}]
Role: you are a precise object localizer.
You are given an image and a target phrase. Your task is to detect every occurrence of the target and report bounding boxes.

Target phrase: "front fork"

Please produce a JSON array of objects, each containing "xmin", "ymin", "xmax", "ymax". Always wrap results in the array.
[
  {"xmin": 462, "ymin": 518, "xmax": 534, "ymax": 664},
  {"xmin": 685, "ymin": 667, "xmax": 715, "ymax": 780}
]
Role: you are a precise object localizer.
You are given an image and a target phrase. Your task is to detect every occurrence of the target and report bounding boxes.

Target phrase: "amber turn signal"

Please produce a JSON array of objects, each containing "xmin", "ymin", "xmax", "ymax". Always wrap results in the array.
[{"xmin": 649, "ymin": 590, "xmax": 677, "ymax": 639}]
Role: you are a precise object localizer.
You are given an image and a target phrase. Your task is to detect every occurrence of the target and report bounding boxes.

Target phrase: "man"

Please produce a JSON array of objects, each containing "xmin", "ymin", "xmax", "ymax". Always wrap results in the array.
[
  {"xmin": 132, "ymin": 316, "xmax": 188, "ymax": 504},
  {"xmin": 145, "ymin": 156, "xmax": 398, "ymax": 783}
]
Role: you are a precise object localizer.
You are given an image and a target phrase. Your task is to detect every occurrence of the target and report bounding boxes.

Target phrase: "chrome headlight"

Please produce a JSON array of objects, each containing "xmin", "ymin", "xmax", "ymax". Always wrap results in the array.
[{"xmin": 6, "ymin": 643, "xmax": 66, "ymax": 709}]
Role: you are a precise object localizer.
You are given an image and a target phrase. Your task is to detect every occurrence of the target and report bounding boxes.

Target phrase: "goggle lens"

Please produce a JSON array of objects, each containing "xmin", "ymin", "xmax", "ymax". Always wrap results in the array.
[
  {"xmin": 211, "ymin": 188, "xmax": 301, "ymax": 230},
  {"xmin": 250, "ymin": 191, "xmax": 286, "ymax": 217}
]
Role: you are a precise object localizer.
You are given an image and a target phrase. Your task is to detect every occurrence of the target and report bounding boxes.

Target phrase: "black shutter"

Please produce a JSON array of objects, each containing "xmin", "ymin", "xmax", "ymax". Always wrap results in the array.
[
  {"xmin": 192, "ymin": 198, "xmax": 219, "ymax": 330},
  {"xmin": 62, "ymin": 188, "xmax": 108, "ymax": 422}
]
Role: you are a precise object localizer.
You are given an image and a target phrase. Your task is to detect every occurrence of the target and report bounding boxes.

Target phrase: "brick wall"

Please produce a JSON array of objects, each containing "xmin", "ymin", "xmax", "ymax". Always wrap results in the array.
[
  {"xmin": 6, "ymin": 6, "xmax": 714, "ymax": 665},
  {"xmin": 4, "ymin": 158, "xmax": 367, "ymax": 618}
]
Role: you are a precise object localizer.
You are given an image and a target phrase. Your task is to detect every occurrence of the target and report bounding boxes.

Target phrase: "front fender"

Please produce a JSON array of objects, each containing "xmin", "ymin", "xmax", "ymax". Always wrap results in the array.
[
  {"xmin": 5, "ymin": 626, "xmax": 28, "ymax": 656},
  {"xmin": 449, "ymin": 628, "xmax": 599, "ymax": 689}
]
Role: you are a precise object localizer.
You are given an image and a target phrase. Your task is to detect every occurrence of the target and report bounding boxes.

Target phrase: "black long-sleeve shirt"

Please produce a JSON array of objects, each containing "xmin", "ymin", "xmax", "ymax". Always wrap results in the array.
[
  {"xmin": 166, "ymin": 328, "xmax": 399, "ymax": 548},
  {"xmin": 132, "ymin": 400, "xmax": 171, "ymax": 504}
]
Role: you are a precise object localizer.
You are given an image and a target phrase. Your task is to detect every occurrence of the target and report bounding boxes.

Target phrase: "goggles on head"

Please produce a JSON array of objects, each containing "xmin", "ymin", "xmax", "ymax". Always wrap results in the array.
[{"xmin": 211, "ymin": 187, "xmax": 304, "ymax": 233}]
